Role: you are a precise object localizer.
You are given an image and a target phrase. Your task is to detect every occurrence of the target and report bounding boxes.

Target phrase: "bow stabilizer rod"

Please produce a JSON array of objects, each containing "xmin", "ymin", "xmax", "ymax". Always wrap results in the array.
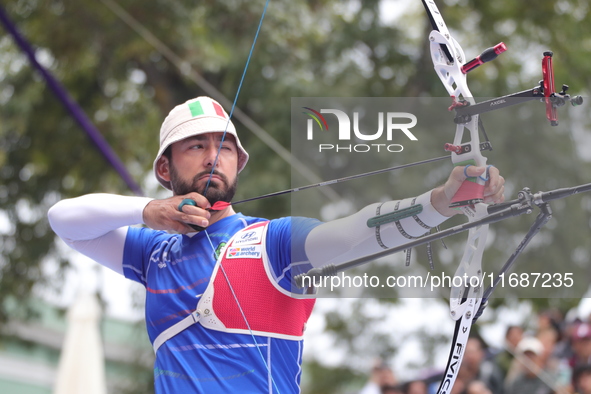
[{"xmin": 461, "ymin": 43, "xmax": 507, "ymax": 74}]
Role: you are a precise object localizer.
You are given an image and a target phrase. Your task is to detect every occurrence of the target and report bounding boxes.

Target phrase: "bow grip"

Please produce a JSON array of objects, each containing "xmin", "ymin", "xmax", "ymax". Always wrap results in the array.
[
  {"xmin": 450, "ymin": 176, "xmax": 486, "ymax": 208},
  {"xmin": 446, "ymin": 154, "xmax": 487, "ymax": 208}
]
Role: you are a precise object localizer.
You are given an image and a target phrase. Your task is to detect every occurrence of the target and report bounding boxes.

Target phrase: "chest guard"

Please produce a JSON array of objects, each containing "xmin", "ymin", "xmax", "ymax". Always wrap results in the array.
[
  {"xmin": 197, "ymin": 221, "xmax": 315, "ymax": 340},
  {"xmin": 152, "ymin": 221, "xmax": 316, "ymax": 353}
]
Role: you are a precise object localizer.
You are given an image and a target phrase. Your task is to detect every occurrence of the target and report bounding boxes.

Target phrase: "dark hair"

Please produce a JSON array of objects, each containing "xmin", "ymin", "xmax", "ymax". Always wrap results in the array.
[
  {"xmin": 162, "ymin": 145, "xmax": 172, "ymax": 160},
  {"xmin": 469, "ymin": 331, "xmax": 488, "ymax": 350},
  {"xmin": 505, "ymin": 325, "xmax": 523, "ymax": 338}
]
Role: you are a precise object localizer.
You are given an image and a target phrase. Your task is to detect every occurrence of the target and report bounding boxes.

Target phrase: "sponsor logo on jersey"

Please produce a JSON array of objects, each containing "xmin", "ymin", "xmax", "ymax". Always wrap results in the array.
[
  {"xmin": 232, "ymin": 227, "xmax": 264, "ymax": 246},
  {"xmin": 226, "ymin": 245, "xmax": 262, "ymax": 259}
]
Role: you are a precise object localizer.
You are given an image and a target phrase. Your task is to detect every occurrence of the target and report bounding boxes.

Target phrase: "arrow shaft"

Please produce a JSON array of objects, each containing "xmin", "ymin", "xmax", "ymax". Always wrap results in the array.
[{"xmin": 228, "ymin": 155, "xmax": 450, "ymax": 207}]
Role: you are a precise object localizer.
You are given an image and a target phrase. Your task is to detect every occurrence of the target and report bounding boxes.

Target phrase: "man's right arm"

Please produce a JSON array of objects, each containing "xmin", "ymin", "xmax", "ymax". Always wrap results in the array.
[{"xmin": 47, "ymin": 194, "xmax": 153, "ymax": 275}]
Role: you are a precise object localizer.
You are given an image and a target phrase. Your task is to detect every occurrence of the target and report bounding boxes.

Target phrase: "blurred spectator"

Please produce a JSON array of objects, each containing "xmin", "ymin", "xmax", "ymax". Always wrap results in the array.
[
  {"xmin": 506, "ymin": 326, "xmax": 524, "ymax": 351},
  {"xmin": 494, "ymin": 325, "xmax": 524, "ymax": 379},
  {"xmin": 455, "ymin": 334, "xmax": 504, "ymax": 394},
  {"xmin": 359, "ymin": 359, "xmax": 397, "ymax": 394},
  {"xmin": 400, "ymin": 380, "xmax": 427, "ymax": 394},
  {"xmin": 538, "ymin": 309, "xmax": 564, "ymax": 334},
  {"xmin": 537, "ymin": 327, "xmax": 559, "ymax": 366},
  {"xmin": 505, "ymin": 337, "xmax": 553, "ymax": 394},
  {"xmin": 570, "ymin": 323, "xmax": 591, "ymax": 369},
  {"xmin": 381, "ymin": 385, "xmax": 404, "ymax": 394},
  {"xmin": 466, "ymin": 380, "xmax": 493, "ymax": 394},
  {"xmin": 537, "ymin": 327, "xmax": 571, "ymax": 388},
  {"xmin": 573, "ymin": 364, "xmax": 591, "ymax": 394},
  {"xmin": 427, "ymin": 334, "xmax": 504, "ymax": 394},
  {"xmin": 554, "ymin": 316, "xmax": 581, "ymax": 361}
]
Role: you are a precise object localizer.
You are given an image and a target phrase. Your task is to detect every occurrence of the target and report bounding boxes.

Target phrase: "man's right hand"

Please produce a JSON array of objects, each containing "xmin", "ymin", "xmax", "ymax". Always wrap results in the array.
[{"xmin": 143, "ymin": 193, "xmax": 211, "ymax": 233}]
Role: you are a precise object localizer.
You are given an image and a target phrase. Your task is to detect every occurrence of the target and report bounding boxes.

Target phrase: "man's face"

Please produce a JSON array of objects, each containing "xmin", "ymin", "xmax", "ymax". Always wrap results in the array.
[
  {"xmin": 462, "ymin": 338, "xmax": 484, "ymax": 372},
  {"xmin": 506, "ymin": 326, "xmax": 523, "ymax": 349},
  {"xmin": 162, "ymin": 132, "xmax": 239, "ymax": 204}
]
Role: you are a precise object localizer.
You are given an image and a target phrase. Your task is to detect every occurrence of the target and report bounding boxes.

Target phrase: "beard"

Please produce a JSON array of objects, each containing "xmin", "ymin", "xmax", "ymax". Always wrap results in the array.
[{"xmin": 170, "ymin": 165, "xmax": 237, "ymax": 205}]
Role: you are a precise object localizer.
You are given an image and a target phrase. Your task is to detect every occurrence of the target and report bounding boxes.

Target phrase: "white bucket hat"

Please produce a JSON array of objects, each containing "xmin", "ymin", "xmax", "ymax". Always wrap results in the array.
[{"xmin": 153, "ymin": 96, "xmax": 249, "ymax": 190}]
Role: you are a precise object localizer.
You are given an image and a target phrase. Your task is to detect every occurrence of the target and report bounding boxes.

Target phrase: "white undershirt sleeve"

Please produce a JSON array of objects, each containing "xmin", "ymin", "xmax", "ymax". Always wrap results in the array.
[
  {"xmin": 49, "ymin": 191, "xmax": 449, "ymax": 273},
  {"xmin": 304, "ymin": 190, "xmax": 449, "ymax": 268},
  {"xmin": 47, "ymin": 194, "xmax": 153, "ymax": 275}
]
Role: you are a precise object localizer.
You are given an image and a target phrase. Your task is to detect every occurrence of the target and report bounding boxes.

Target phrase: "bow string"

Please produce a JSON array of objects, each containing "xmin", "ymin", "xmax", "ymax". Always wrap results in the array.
[{"xmin": 199, "ymin": 1, "xmax": 280, "ymax": 392}]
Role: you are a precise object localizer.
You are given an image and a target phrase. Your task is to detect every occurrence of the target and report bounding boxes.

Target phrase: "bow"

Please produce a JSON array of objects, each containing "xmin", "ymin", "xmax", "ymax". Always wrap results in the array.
[
  {"xmin": 421, "ymin": 1, "xmax": 497, "ymax": 390},
  {"xmin": 286, "ymin": 2, "xmax": 583, "ymax": 392},
  {"xmin": 422, "ymin": 2, "xmax": 581, "ymax": 392}
]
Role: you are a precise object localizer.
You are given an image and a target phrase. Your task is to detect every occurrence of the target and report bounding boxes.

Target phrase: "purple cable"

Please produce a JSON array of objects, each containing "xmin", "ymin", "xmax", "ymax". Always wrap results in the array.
[{"xmin": 0, "ymin": 5, "xmax": 143, "ymax": 196}]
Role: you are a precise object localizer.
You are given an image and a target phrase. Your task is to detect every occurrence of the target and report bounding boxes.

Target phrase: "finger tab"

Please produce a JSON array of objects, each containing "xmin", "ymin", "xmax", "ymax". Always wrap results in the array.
[{"xmin": 178, "ymin": 198, "xmax": 197, "ymax": 212}]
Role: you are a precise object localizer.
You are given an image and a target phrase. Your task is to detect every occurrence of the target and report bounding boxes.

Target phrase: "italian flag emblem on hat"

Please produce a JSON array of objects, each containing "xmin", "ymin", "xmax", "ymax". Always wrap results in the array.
[{"xmin": 187, "ymin": 99, "xmax": 228, "ymax": 119}]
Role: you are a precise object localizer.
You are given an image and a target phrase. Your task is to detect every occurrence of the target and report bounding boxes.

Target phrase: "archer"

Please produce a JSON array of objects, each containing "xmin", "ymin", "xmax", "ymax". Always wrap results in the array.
[{"xmin": 48, "ymin": 96, "xmax": 504, "ymax": 393}]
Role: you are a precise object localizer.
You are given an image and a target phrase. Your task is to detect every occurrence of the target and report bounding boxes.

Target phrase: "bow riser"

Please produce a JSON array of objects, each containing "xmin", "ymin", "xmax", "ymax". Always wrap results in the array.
[{"xmin": 429, "ymin": 30, "xmax": 488, "ymax": 207}]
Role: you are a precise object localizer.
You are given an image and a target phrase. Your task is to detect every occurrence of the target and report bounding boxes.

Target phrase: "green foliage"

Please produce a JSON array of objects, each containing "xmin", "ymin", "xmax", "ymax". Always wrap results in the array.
[
  {"xmin": 302, "ymin": 358, "xmax": 367, "ymax": 394},
  {"xmin": 1, "ymin": 0, "xmax": 591, "ymax": 392}
]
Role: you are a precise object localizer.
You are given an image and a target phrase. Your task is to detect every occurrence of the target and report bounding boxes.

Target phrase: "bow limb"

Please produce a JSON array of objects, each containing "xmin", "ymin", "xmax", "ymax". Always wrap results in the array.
[{"xmin": 435, "ymin": 204, "xmax": 488, "ymax": 393}]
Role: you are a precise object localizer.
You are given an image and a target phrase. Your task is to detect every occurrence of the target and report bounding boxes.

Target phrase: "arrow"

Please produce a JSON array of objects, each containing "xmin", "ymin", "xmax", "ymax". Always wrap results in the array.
[{"xmin": 209, "ymin": 155, "xmax": 450, "ymax": 211}]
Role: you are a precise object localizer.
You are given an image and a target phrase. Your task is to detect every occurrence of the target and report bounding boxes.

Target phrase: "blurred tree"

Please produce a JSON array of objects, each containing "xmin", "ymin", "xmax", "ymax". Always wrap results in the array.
[{"xmin": 0, "ymin": 0, "xmax": 590, "ymax": 392}]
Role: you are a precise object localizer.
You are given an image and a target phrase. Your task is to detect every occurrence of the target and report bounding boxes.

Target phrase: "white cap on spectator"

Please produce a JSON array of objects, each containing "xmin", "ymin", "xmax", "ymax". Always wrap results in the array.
[
  {"xmin": 574, "ymin": 323, "xmax": 591, "ymax": 340},
  {"xmin": 516, "ymin": 337, "xmax": 544, "ymax": 355}
]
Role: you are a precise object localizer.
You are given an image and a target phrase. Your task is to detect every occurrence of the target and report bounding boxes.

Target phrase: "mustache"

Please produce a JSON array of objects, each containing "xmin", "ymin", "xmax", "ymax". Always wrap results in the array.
[{"xmin": 194, "ymin": 170, "xmax": 229, "ymax": 187}]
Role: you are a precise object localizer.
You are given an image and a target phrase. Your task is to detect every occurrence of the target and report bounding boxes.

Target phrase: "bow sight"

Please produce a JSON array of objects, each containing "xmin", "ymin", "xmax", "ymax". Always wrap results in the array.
[{"xmin": 450, "ymin": 50, "xmax": 584, "ymax": 128}]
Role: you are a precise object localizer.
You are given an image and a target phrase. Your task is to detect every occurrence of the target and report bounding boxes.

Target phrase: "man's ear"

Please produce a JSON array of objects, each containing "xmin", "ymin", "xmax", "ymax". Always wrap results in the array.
[{"xmin": 156, "ymin": 155, "xmax": 171, "ymax": 182}]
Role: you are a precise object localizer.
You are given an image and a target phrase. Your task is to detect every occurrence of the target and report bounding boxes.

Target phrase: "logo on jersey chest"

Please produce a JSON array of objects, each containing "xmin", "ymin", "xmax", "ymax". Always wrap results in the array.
[
  {"xmin": 226, "ymin": 245, "xmax": 262, "ymax": 259},
  {"xmin": 232, "ymin": 227, "xmax": 264, "ymax": 246},
  {"xmin": 213, "ymin": 242, "xmax": 227, "ymax": 260}
]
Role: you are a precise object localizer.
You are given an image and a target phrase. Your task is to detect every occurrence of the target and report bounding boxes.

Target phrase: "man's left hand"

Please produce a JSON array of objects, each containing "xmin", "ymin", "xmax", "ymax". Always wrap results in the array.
[{"xmin": 432, "ymin": 165, "xmax": 505, "ymax": 217}]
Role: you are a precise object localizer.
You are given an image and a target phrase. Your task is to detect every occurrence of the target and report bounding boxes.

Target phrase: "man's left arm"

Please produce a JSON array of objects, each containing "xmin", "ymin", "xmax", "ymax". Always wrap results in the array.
[{"xmin": 305, "ymin": 165, "xmax": 504, "ymax": 268}]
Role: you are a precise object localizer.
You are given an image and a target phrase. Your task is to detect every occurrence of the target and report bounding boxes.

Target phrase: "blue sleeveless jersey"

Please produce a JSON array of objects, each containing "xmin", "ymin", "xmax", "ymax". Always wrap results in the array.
[{"xmin": 123, "ymin": 213, "xmax": 321, "ymax": 393}]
